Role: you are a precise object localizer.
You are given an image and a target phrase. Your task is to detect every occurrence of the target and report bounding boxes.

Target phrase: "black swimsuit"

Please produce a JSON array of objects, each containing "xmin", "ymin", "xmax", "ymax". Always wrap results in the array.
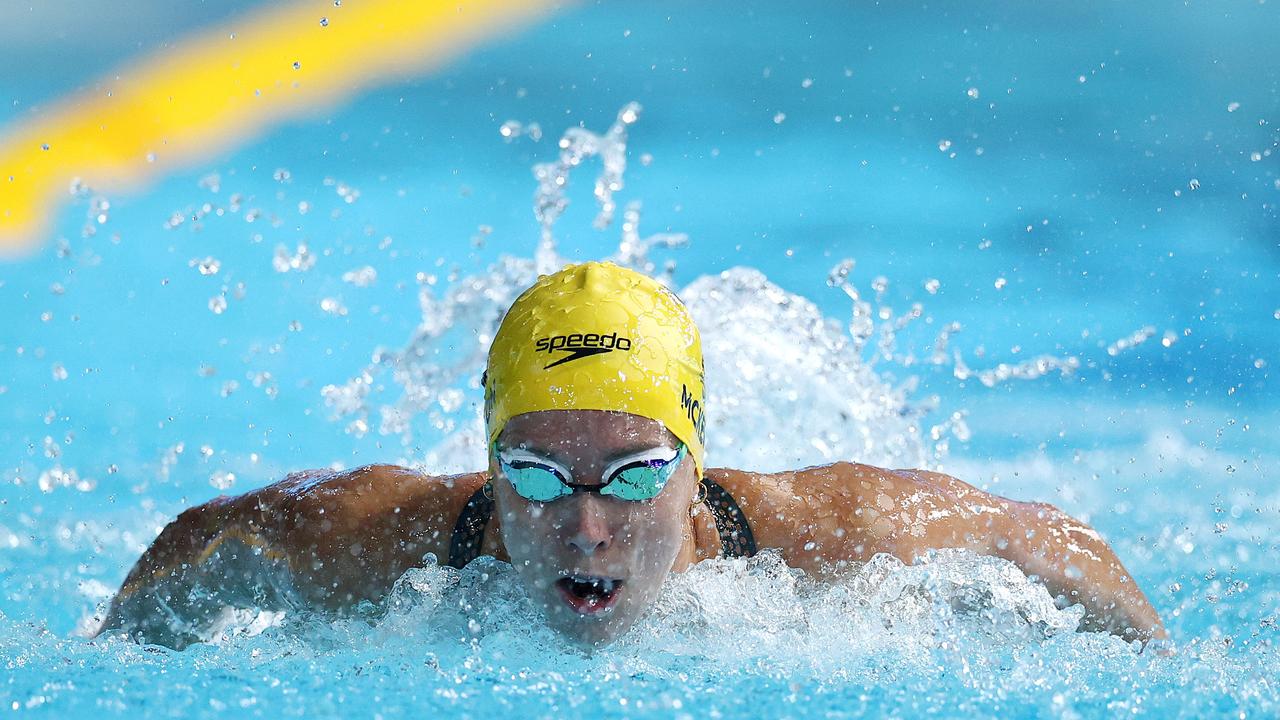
[{"xmin": 446, "ymin": 479, "xmax": 757, "ymax": 569}]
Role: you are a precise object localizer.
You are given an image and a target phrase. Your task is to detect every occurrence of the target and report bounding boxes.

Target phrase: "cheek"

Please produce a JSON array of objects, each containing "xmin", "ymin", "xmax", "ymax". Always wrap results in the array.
[
  {"xmin": 496, "ymin": 495, "xmax": 557, "ymax": 559},
  {"xmin": 624, "ymin": 496, "xmax": 687, "ymax": 553}
]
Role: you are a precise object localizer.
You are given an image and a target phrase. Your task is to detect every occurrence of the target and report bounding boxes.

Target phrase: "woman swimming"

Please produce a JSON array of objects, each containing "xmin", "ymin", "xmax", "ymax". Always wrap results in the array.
[{"xmin": 97, "ymin": 262, "xmax": 1166, "ymax": 649}]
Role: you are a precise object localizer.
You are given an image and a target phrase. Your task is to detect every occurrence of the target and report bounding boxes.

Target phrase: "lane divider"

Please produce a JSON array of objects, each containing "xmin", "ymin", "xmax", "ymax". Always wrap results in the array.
[{"xmin": 0, "ymin": 0, "xmax": 559, "ymax": 256}]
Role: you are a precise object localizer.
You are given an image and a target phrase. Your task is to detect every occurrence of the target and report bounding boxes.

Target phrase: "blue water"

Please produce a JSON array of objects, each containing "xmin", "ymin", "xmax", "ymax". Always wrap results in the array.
[{"xmin": 1, "ymin": 1, "xmax": 1278, "ymax": 717}]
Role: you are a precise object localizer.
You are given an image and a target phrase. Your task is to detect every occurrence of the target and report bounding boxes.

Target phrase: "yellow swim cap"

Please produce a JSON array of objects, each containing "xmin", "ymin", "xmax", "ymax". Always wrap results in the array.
[{"xmin": 485, "ymin": 261, "xmax": 706, "ymax": 476}]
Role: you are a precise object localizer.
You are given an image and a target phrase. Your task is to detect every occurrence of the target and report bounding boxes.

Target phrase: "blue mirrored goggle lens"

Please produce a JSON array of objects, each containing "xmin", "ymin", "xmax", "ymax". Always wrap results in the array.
[
  {"xmin": 500, "ymin": 459, "xmax": 574, "ymax": 502},
  {"xmin": 495, "ymin": 443, "xmax": 686, "ymax": 502},
  {"xmin": 599, "ymin": 444, "xmax": 687, "ymax": 501}
]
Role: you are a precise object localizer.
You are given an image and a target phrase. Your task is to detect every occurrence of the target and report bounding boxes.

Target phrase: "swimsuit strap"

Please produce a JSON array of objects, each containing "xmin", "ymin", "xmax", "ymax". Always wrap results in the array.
[
  {"xmin": 701, "ymin": 478, "xmax": 757, "ymax": 558},
  {"xmin": 446, "ymin": 483, "xmax": 493, "ymax": 569},
  {"xmin": 444, "ymin": 478, "xmax": 758, "ymax": 568}
]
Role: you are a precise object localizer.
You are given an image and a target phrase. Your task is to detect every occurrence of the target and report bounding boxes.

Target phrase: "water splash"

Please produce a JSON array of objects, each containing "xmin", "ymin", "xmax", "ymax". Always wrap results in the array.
[
  {"xmin": 38, "ymin": 550, "xmax": 1272, "ymax": 718},
  {"xmin": 209, "ymin": 549, "xmax": 1087, "ymax": 658},
  {"xmin": 322, "ymin": 103, "xmax": 1159, "ymax": 473},
  {"xmin": 531, "ymin": 101, "xmax": 642, "ymax": 272},
  {"xmin": 826, "ymin": 258, "xmax": 1155, "ymax": 389}
]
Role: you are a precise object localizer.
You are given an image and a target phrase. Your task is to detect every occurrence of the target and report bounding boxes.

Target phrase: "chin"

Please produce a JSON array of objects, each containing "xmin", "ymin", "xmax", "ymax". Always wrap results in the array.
[
  {"xmin": 541, "ymin": 591, "xmax": 641, "ymax": 648},
  {"xmin": 548, "ymin": 611, "xmax": 636, "ymax": 649}
]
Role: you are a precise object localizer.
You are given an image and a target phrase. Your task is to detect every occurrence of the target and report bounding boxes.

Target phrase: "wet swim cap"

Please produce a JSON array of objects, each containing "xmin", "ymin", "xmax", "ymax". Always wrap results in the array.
[{"xmin": 485, "ymin": 261, "xmax": 707, "ymax": 477}]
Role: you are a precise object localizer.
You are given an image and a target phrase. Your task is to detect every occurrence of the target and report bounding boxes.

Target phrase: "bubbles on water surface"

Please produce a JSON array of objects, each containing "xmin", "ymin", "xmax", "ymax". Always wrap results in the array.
[{"xmin": 13, "ymin": 548, "xmax": 1271, "ymax": 717}]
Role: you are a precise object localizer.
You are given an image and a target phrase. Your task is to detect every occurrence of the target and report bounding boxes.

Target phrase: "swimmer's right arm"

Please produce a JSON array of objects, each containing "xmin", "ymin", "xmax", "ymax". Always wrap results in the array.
[
  {"xmin": 96, "ymin": 465, "xmax": 473, "ymax": 649},
  {"xmin": 95, "ymin": 477, "xmax": 309, "ymax": 649}
]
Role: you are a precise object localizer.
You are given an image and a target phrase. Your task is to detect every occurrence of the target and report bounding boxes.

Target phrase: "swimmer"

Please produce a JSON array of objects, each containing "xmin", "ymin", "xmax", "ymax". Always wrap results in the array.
[{"xmin": 97, "ymin": 262, "xmax": 1167, "ymax": 649}]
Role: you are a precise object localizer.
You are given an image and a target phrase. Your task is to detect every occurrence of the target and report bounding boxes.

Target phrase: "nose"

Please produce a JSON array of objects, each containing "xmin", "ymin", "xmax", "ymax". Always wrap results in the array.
[{"xmin": 565, "ymin": 495, "xmax": 613, "ymax": 555}]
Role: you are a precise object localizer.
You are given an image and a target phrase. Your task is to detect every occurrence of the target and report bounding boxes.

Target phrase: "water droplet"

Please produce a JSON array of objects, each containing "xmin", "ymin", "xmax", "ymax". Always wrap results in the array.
[
  {"xmin": 320, "ymin": 297, "xmax": 348, "ymax": 316},
  {"xmin": 800, "ymin": 78, "xmax": 813, "ymax": 89},
  {"xmin": 924, "ymin": 279, "xmax": 941, "ymax": 294},
  {"xmin": 273, "ymin": 243, "xmax": 315, "ymax": 272},
  {"xmin": 773, "ymin": 112, "xmax": 787, "ymax": 124},
  {"xmin": 937, "ymin": 139, "xmax": 952, "ymax": 152},
  {"xmin": 1227, "ymin": 101, "xmax": 1240, "ymax": 112},
  {"xmin": 292, "ymin": 61, "xmax": 301, "ymax": 70},
  {"xmin": 335, "ymin": 182, "xmax": 360, "ymax": 204},
  {"xmin": 319, "ymin": 16, "xmax": 328, "ymax": 27},
  {"xmin": 210, "ymin": 471, "xmax": 236, "ymax": 490},
  {"xmin": 1250, "ymin": 151, "xmax": 1262, "ymax": 162},
  {"xmin": 826, "ymin": 259, "xmax": 854, "ymax": 287},
  {"xmin": 192, "ymin": 256, "xmax": 221, "ymax": 276},
  {"xmin": 51, "ymin": 363, "xmax": 68, "ymax": 381},
  {"xmin": 994, "ymin": 277, "xmax": 1007, "ymax": 290},
  {"xmin": 208, "ymin": 295, "xmax": 228, "ymax": 315},
  {"xmin": 1188, "ymin": 178, "xmax": 1200, "ymax": 191},
  {"xmin": 341, "ymin": 266, "xmax": 378, "ymax": 287},
  {"xmin": 966, "ymin": 87, "xmax": 979, "ymax": 99},
  {"xmin": 41, "ymin": 143, "xmax": 49, "ymax": 151}
]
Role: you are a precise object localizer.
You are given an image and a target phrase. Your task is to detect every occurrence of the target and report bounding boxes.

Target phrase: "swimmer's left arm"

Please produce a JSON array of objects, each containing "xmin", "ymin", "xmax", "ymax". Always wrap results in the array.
[
  {"xmin": 864, "ymin": 467, "xmax": 1168, "ymax": 644},
  {"xmin": 984, "ymin": 492, "xmax": 1168, "ymax": 644},
  {"xmin": 740, "ymin": 463, "xmax": 1167, "ymax": 645}
]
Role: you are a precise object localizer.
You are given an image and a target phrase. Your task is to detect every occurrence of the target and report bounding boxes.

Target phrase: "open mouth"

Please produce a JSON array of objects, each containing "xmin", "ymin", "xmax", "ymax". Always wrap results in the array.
[{"xmin": 555, "ymin": 575, "xmax": 625, "ymax": 615}]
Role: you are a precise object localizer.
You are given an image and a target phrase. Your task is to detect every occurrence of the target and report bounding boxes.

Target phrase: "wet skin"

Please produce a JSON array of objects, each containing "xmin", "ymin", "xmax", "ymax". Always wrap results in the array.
[{"xmin": 98, "ymin": 410, "xmax": 1167, "ymax": 649}]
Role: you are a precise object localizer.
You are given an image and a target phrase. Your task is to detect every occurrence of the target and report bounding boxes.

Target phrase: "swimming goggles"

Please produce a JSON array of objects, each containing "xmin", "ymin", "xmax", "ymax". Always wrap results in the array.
[{"xmin": 493, "ymin": 442, "xmax": 687, "ymax": 502}]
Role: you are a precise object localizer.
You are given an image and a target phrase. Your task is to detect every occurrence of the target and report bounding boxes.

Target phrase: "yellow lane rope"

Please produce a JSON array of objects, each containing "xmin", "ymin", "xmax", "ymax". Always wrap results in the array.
[{"xmin": 0, "ymin": 0, "xmax": 559, "ymax": 256}]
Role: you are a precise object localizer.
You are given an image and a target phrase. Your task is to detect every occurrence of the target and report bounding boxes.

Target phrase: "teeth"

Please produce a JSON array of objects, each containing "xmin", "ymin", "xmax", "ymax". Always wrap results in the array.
[{"xmin": 570, "ymin": 575, "xmax": 616, "ymax": 594}]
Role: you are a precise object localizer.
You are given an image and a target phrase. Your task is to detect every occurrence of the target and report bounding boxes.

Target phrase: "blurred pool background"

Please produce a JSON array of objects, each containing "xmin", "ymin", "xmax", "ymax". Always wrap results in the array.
[{"xmin": 0, "ymin": 1, "xmax": 1277, "ymax": 717}]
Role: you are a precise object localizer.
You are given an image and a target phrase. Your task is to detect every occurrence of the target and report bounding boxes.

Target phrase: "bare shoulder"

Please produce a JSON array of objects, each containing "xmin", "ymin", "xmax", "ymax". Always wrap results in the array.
[
  {"xmin": 263, "ymin": 464, "xmax": 482, "ymax": 519},
  {"xmin": 706, "ymin": 462, "xmax": 1015, "ymax": 576},
  {"xmin": 252, "ymin": 464, "xmax": 488, "ymax": 605},
  {"xmin": 268, "ymin": 464, "xmax": 486, "ymax": 545}
]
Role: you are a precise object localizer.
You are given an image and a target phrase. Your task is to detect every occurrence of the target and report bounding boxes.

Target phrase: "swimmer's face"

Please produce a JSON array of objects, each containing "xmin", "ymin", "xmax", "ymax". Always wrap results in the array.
[{"xmin": 491, "ymin": 410, "xmax": 698, "ymax": 647}]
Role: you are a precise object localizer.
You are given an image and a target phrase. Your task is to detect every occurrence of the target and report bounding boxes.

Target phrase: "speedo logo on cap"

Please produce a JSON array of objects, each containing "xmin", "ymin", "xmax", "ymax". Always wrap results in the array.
[{"xmin": 535, "ymin": 332, "xmax": 632, "ymax": 369}]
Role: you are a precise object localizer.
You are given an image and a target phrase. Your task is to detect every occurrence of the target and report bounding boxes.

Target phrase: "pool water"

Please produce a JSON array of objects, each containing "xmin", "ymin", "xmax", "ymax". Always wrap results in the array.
[{"xmin": 1, "ymin": 1, "xmax": 1277, "ymax": 717}]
